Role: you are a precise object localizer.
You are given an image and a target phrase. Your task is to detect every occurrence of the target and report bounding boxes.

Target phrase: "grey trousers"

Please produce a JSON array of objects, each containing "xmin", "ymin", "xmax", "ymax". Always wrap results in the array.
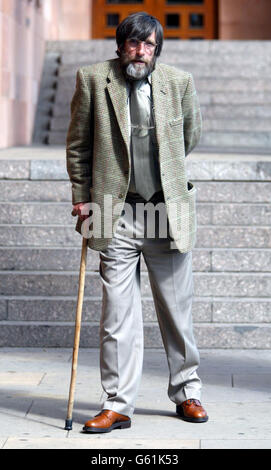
[{"xmin": 98, "ymin": 192, "xmax": 202, "ymax": 418}]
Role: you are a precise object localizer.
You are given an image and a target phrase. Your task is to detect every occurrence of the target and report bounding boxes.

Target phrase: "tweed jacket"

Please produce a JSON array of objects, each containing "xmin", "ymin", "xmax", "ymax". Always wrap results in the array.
[{"xmin": 66, "ymin": 58, "xmax": 202, "ymax": 253}]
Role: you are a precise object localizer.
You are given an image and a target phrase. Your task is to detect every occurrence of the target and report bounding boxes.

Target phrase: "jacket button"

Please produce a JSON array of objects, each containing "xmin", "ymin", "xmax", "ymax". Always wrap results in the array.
[
  {"xmin": 119, "ymin": 193, "xmax": 123, "ymax": 198},
  {"xmin": 124, "ymin": 170, "xmax": 129, "ymax": 175}
]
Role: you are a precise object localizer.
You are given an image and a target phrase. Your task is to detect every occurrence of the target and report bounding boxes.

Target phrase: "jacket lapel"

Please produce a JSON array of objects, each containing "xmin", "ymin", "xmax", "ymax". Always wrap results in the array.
[
  {"xmin": 151, "ymin": 64, "xmax": 168, "ymax": 145},
  {"xmin": 106, "ymin": 60, "xmax": 130, "ymax": 160}
]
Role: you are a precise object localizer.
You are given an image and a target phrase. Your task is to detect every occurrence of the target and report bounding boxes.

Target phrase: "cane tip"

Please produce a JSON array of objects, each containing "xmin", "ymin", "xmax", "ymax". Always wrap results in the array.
[{"xmin": 65, "ymin": 419, "xmax": 73, "ymax": 430}]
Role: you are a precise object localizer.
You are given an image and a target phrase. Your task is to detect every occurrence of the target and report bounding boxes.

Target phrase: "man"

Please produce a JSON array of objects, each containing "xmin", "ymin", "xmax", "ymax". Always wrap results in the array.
[{"xmin": 66, "ymin": 12, "xmax": 208, "ymax": 433}]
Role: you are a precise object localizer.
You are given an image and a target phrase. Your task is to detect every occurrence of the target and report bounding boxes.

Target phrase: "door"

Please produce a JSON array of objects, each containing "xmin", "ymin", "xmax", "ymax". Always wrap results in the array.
[{"xmin": 92, "ymin": 0, "xmax": 218, "ymax": 39}]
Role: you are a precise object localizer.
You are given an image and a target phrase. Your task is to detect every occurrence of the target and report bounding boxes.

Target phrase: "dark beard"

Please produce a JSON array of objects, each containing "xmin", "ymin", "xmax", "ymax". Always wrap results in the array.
[{"xmin": 120, "ymin": 51, "xmax": 156, "ymax": 81}]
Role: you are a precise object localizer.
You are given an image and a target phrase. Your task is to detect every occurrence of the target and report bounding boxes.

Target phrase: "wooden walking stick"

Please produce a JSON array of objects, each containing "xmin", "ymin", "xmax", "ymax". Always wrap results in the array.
[{"xmin": 65, "ymin": 236, "xmax": 88, "ymax": 430}]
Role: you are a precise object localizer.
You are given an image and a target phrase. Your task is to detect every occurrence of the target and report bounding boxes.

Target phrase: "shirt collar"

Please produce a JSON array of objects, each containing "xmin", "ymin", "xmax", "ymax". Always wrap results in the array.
[{"xmin": 146, "ymin": 73, "xmax": 152, "ymax": 85}]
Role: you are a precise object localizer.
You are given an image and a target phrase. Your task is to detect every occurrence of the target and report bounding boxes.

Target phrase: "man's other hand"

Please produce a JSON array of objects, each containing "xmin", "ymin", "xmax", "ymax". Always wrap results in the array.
[{"xmin": 71, "ymin": 202, "xmax": 90, "ymax": 221}]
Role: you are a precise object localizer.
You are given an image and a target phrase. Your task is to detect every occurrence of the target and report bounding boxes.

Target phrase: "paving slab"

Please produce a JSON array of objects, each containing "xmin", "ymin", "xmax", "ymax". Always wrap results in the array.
[
  {"xmin": 0, "ymin": 395, "xmax": 34, "ymax": 418},
  {"xmin": 0, "ymin": 348, "xmax": 71, "ymax": 370},
  {"xmin": 3, "ymin": 437, "xmax": 199, "ymax": 449},
  {"xmin": 200, "ymin": 375, "xmax": 271, "ymax": 402},
  {"xmin": 197, "ymin": 349, "xmax": 271, "ymax": 374},
  {"xmin": 202, "ymin": 440, "xmax": 271, "ymax": 449},
  {"xmin": 0, "ymin": 438, "xmax": 7, "ymax": 448},
  {"xmin": 0, "ymin": 372, "xmax": 44, "ymax": 386},
  {"xmin": 0, "ymin": 348, "xmax": 271, "ymax": 449},
  {"xmin": 0, "ymin": 411, "xmax": 67, "ymax": 438}
]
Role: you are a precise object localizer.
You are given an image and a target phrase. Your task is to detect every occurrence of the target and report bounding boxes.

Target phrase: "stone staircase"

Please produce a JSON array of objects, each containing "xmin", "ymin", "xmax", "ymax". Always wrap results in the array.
[
  {"xmin": 32, "ymin": 52, "xmax": 61, "ymax": 145},
  {"xmin": 34, "ymin": 39, "xmax": 271, "ymax": 153},
  {"xmin": 0, "ymin": 149, "xmax": 270, "ymax": 348}
]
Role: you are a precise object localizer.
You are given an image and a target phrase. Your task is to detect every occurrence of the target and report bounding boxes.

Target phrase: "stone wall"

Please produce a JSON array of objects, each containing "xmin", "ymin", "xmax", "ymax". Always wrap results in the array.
[
  {"xmin": 219, "ymin": 0, "xmax": 271, "ymax": 39},
  {"xmin": 0, "ymin": 0, "xmax": 91, "ymax": 148}
]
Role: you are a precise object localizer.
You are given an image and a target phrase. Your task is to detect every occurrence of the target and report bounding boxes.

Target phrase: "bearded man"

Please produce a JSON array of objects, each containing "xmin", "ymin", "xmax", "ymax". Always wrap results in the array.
[{"xmin": 66, "ymin": 11, "xmax": 208, "ymax": 433}]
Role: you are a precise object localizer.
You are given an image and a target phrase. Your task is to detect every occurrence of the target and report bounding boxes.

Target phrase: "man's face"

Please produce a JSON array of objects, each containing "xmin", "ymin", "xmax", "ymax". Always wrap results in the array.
[{"xmin": 119, "ymin": 30, "xmax": 157, "ymax": 80}]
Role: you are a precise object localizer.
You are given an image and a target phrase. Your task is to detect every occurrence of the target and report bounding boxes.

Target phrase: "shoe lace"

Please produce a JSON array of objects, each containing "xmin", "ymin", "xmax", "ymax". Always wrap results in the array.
[{"xmin": 186, "ymin": 399, "xmax": 201, "ymax": 406}]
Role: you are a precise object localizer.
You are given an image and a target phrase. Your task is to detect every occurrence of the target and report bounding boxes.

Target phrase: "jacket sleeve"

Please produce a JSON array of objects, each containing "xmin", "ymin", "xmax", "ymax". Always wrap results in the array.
[
  {"xmin": 66, "ymin": 68, "xmax": 92, "ymax": 205},
  {"xmin": 182, "ymin": 72, "xmax": 202, "ymax": 157}
]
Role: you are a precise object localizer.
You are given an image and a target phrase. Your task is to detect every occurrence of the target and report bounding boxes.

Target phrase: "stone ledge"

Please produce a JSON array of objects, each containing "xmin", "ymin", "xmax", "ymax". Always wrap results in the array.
[
  {"xmin": 0, "ymin": 181, "xmax": 270, "ymax": 203},
  {"xmin": 4, "ymin": 296, "xmax": 271, "ymax": 323},
  {"xmin": 1, "ymin": 157, "xmax": 271, "ymax": 180},
  {"xmin": 1, "ymin": 247, "xmax": 271, "ymax": 272},
  {"xmin": 0, "ymin": 225, "xmax": 270, "ymax": 247},
  {"xmin": 0, "ymin": 322, "xmax": 270, "ymax": 348},
  {"xmin": 1, "ymin": 146, "xmax": 271, "ymax": 161},
  {"xmin": 5, "ymin": 297, "xmax": 209, "ymax": 323},
  {"xmin": 0, "ymin": 271, "xmax": 270, "ymax": 297},
  {"xmin": 1, "ymin": 202, "xmax": 271, "ymax": 226}
]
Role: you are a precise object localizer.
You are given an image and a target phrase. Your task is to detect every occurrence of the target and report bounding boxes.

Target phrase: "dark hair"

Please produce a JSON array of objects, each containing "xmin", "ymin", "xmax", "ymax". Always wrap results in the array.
[{"xmin": 116, "ymin": 12, "xmax": 163, "ymax": 57}]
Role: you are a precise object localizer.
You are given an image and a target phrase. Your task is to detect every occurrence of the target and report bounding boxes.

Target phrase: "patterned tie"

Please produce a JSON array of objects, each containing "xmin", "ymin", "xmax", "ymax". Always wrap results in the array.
[{"xmin": 129, "ymin": 80, "xmax": 158, "ymax": 201}]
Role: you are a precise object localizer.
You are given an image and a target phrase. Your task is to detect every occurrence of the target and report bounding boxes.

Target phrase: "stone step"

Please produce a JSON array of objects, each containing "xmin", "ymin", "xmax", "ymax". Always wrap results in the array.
[
  {"xmin": 1, "ymin": 202, "xmax": 271, "ymax": 226},
  {"xmin": 0, "ymin": 271, "xmax": 270, "ymax": 297},
  {"xmin": 196, "ymin": 145, "xmax": 271, "ymax": 155},
  {"xmin": 38, "ymin": 60, "xmax": 60, "ymax": 86},
  {"xmin": 38, "ymin": 88, "xmax": 56, "ymax": 103},
  {"xmin": 53, "ymin": 101, "xmax": 271, "ymax": 120},
  {"xmin": 1, "ymin": 295, "xmax": 270, "ymax": 323},
  {"xmin": 202, "ymin": 119, "xmax": 271, "ymax": 132},
  {"xmin": 0, "ymin": 320, "xmax": 270, "ymax": 348},
  {"xmin": 51, "ymin": 114, "xmax": 271, "ymax": 133},
  {"xmin": 1, "ymin": 158, "xmax": 271, "ymax": 182},
  {"xmin": 60, "ymin": 52, "xmax": 271, "ymax": 68},
  {"xmin": 1, "ymin": 247, "xmax": 271, "ymax": 272},
  {"xmin": 165, "ymin": 62, "xmax": 271, "ymax": 78},
  {"xmin": 40, "ymin": 62, "xmax": 59, "ymax": 77},
  {"xmin": 0, "ymin": 224, "xmax": 270, "ymax": 248},
  {"xmin": 57, "ymin": 61, "xmax": 271, "ymax": 79},
  {"xmin": 43, "ymin": 51, "xmax": 61, "ymax": 64},
  {"xmin": 48, "ymin": 131, "xmax": 68, "ymax": 145},
  {"xmin": 0, "ymin": 296, "xmax": 206, "ymax": 322},
  {"xmin": 201, "ymin": 104, "xmax": 271, "ymax": 119},
  {"xmin": 196, "ymin": 78, "xmax": 271, "ymax": 92},
  {"xmin": 38, "ymin": 75, "xmax": 58, "ymax": 90},
  {"xmin": 57, "ymin": 45, "xmax": 271, "ymax": 65},
  {"xmin": 0, "ymin": 180, "xmax": 71, "ymax": 202},
  {"xmin": 47, "ymin": 39, "xmax": 116, "ymax": 54},
  {"xmin": 50, "ymin": 116, "xmax": 69, "ymax": 131},
  {"xmin": 54, "ymin": 86, "xmax": 271, "ymax": 106},
  {"xmin": 35, "ymin": 101, "xmax": 54, "ymax": 116},
  {"xmin": 58, "ymin": 41, "xmax": 271, "ymax": 58},
  {"xmin": 0, "ymin": 202, "xmax": 75, "ymax": 225},
  {"xmin": 57, "ymin": 75, "xmax": 271, "ymax": 94},
  {"xmin": 0, "ymin": 180, "xmax": 270, "ymax": 202},
  {"xmin": 200, "ymin": 131, "xmax": 271, "ymax": 149},
  {"xmin": 34, "ymin": 116, "xmax": 51, "ymax": 132},
  {"xmin": 159, "ymin": 40, "xmax": 271, "ymax": 55},
  {"xmin": 33, "ymin": 51, "xmax": 61, "ymax": 144},
  {"xmin": 46, "ymin": 39, "xmax": 271, "ymax": 55}
]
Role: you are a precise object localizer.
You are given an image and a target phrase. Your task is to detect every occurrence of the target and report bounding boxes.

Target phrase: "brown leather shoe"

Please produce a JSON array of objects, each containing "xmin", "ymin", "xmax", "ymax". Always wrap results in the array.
[
  {"xmin": 176, "ymin": 399, "xmax": 208, "ymax": 423},
  {"xmin": 82, "ymin": 409, "xmax": 131, "ymax": 433}
]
